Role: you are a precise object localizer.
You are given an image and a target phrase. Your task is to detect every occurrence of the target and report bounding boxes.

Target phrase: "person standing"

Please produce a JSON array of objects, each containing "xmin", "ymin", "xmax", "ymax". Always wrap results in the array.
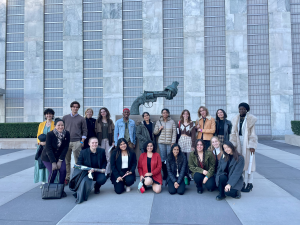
[
  {"xmin": 136, "ymin": 112, "xmax": 155, "ymax": 153},
  {"xmin": 83, "ymin": 108, "xmax": 96, "ymax": 149},
  {"xmin": 215, "ymin": 109, "xmax": 232, "ymax": 145},
  {"xmin": 95, "ymin": 107, "xmax": 115, "ymax": 176},
  {"xmin": 230, "ymin": 102, "xmax": 257, "ymax": 192},
  {"xmin": 63, "ymin": 101, "xmax": 88, "ymax": 185},
  {"xmin": 34, "ymin": 108, "xmax": 56, "ymax": 184},
  {"xmin": 195, "ymin": 106, "xmax": 216, "ymax": 150},
  {"xmin": 153, "ymin": 108, "xmax": 176, "ymax": 181},
  {"xmin": 114, "ymin": 108, "xmax": 136, "ymax": 149}
]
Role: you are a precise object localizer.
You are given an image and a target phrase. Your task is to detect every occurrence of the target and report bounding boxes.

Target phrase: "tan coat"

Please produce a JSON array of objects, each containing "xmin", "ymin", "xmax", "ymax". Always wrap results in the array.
[
  {"xmin": 230, "ymin": 113, "xmax": 258, "ymax": 172},
  {"xmin": 154, "ymin": 117, "xmax": 176, "ymax": 145},
  {"xmin": 196, "ymin": 115, "xmax": 216, "ymax": 141}
]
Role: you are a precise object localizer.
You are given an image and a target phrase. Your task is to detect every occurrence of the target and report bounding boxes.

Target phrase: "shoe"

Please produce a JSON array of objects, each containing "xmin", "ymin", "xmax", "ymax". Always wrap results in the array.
[
  {"xmin": 126, "ymin": 186, "xmax": 131, "ymax": 192},
  {"xmin": 197, "ymin": 187, "xmax": 203, "ymax": 194},
  {"xmin": 241, "ymin": 183, "xmax": 253, "ymax": 193},
  {"xmin": 235, "ymin": 190, "xmax": 241, "ymax": 199},
  {"xmin": 72, "ymin": 193, "xmax": 77, "ymax": 198},
  {"xmin": 94, "ymin": 184, "xmax": 101, "ymax": 194},
  {"xmin": 241, "ymin": 182, "xmax": 246, "ymax": 192},
  {"xmin": 189, "ymin": 174, "xmax": 193, "ymax": 181},
  {"xmin": 216, "ymin": 194, "xmax": 226, "ymax": 201},
  {"xmin": 64, "ymin": 179, "xmax": 69, "ymax": 186},
  {"xmin": 62, "ymin": 191, "xmax": 67, "ymax": 198}
]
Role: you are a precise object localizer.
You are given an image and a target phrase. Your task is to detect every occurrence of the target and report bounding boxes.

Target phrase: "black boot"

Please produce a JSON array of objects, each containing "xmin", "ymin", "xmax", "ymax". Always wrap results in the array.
[
  {"xmin": 241, "ymin": 182, "xmax": 246, "ymax": 192},
  {"xmin": 162, "ymin": 163, "xmax": 168, "ymax": 180},
  {"xmin": 241, "ymin": 183, "xmax": 253, "ymax": 193}
]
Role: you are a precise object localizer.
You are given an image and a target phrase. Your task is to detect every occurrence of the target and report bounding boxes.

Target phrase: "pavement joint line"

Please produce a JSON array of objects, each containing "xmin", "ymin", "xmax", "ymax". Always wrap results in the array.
[{"xmin": 0, "ymin": 149, "xmax": 36, "ymax": 165}]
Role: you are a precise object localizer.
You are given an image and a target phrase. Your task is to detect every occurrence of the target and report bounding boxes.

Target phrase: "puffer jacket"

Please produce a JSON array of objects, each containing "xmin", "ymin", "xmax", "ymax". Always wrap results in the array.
[{"xmin": 154, "ymin": 117, "xmax": 176, "ymax": 145}]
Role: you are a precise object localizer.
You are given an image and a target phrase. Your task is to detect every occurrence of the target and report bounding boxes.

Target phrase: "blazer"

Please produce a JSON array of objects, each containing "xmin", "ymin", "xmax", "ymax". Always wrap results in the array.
[
  {"xmin": 196, "ymin": 115, "xmax": 216, "ymax": 141},
  {"xmin": 136, "ymin": 121, "xmax": 155, "ymax": 151},
  {"xmin": 110, "ymin": 149, "xmax": 137, "ymax": 184},
  {"xmin": 188, "ymin": 150, "xmax": 215, "ymax": 179},
  {"xmin": 37, "ymin": 121, "xmax": 55, "ymax": 143},
  {"xmin": 215, "ymin": 154, "xmax": 245, "ymax": 190},
  {"xmin": 41, "ymin": 130, "xmax": 70, "ymax": 163},
  {"xmin": 138, "ymin": 152, "xmax": 162, "ymax": 185},
  {"xmin": 77, "ymin": 147, "xmax": 107, "ymax": 170},
  {"xmin": 215, "ymin": 119, "xmax": 232, "ymax": 142},
  {"xmin": 166, "ymin": 153, "xmax": 187, "ymax": 184}
]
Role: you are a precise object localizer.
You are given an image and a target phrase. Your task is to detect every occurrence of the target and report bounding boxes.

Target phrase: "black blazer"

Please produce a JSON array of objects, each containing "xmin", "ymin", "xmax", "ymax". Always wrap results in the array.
[
  {"xmin": 110, "ymin": 150, "xmax": 137, "ymax": 184},
  {"xmin": 41, "ymin": 131, "xmax": 70, "ymax": 163},
  {"xmin": 77, "ymin": 147, "xmax": 107, "ymax": 170},
  {"xmin": 215, "ymin": 119, "xmax": 232, "ymax": 142},
  {"xmin": 166, "ymin": 153, "xmax": 187, "ymax": 184}
]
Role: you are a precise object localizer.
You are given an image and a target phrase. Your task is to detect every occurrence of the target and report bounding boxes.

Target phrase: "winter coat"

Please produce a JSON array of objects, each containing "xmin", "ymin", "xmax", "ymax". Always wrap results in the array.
[
  {"xmin": 215, "ymin": 119, "xmax": 232, "ymax": 142},
  {"xmin": 154, "ymin": 117, "xmax": 176, "ymax": 145},
  {"xmin": 138, "ymin": 152, "xmax": 162, "ymax": 185},
  {"xmin": 95, "ymin": 119, "xmax": 115, "ymax": 146},
  {"xmin": 196, "ymin": 115, "xmax": 216, "ymax": 141},
  {"xmin": 136, "ymin": 121, "xmax": 155, "ymax": 151},
  {"xmin": 188, "ymin": 150, "xmax": 215, "ymax": 179},
  {"xmin": 230, "ymin": 113, "xmax": 257, "ymax": 172},
  {"xmin": 166, "ymin": 152, "xmax": 187, "ymax": 185}
]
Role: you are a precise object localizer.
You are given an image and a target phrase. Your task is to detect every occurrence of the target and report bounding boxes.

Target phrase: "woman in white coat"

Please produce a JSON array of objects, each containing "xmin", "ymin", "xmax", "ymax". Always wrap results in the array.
[{"xmin": 230, "ymin": 103, "xmax": 257, "ymax": 192}]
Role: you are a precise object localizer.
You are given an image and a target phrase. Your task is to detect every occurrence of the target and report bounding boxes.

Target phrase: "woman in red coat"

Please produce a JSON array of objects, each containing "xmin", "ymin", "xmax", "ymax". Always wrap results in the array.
[{"xmin": 138, "ymin": 140, "xmax": 162, "ymax": 193}]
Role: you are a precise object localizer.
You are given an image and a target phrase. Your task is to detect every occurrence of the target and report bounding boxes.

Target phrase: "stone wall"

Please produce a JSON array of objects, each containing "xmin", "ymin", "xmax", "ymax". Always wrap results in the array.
[{"xmin": 0, "ymin": 0, "xmax": 6, "ymax": 123}]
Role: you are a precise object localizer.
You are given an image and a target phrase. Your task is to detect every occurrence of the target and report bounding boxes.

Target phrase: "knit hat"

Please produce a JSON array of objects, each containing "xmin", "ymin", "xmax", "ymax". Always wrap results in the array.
[
  {"xmin": 238, "ymin": 102, "xmax": 250, "ymax": 112},
  {"xmin": 123, "ymin": 108, "xmax": 130, "ymax": 112},
  {"xmin": 38, "ymin": 134, "xmax": 47, "ymax": 142}
]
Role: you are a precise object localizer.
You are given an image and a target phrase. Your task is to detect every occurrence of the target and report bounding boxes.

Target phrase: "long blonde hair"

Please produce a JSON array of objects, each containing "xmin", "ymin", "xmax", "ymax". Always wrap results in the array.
[
  {"xmin": 84, "ymin": 108, "xmax": 94, "ymax": 118},
  {"xmin": 207, "ymin": 136, "xmax": 223, "ymax": 153}
]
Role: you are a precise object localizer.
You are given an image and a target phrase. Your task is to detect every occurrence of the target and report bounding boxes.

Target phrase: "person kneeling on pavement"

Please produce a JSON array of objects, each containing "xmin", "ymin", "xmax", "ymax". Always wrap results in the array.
[{"xmin": 70, "ymin": 137, "xmax": 107, "ymax": 204}]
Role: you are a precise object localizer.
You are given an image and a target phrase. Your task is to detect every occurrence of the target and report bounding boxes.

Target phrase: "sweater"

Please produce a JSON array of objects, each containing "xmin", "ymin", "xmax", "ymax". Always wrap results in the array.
[{"xmin": 62, "ymin": 114, "xmax": 88, "ymax": 142}]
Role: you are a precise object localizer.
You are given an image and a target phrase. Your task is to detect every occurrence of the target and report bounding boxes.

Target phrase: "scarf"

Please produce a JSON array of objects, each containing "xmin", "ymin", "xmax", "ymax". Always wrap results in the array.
[{"xmin": 53, "ymin": 128, "xmax": 66, "ymax": 147}]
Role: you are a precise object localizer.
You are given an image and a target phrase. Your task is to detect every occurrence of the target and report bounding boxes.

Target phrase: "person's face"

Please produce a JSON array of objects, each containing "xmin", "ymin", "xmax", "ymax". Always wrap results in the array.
[
  {"xmin": 86, "ymin": 110, "xmax": 93, "ymax": 119},
  {"xmin": 100, "ymin": 109, "xmax": 107, "ymax": 118},
  {"xmin": 223, "ymin": 144, "xmax": 233, "ymax": 155},
  {"xmin": 45, "ymin": 113, "xmax": 53, "ymax": 121},
  {"xmin": 120, "ymin": 141, "xmax": 127, "ymax": 151},
  {"xmin": 143, "ymin": 113, "xmax": 150, "ymax": 121},
  {"xmin": 239, "ymin": 106, "xmax": 247, "ymax": 117},
  {"xmin": 217, "ymin": 110, "xmax": 224, "ymax": 119},
  {"xmin": 89, "ymin": 139, "xmax": 98, "ymax": 150},
  {"xmin": 196, "ymin": 141, "xmax": 204, "ymax": 152},
  {"xmin": 55, "ymin": 121, "xmax": 64, "ymax": 132},
  {"xmin": 123, "ymin": 110, "xmax": 130, "ymax": 119},
  {"xmin": 162, "ymin": 110, "xmax": 169, "ymax": 119},
  {"xmin": 172, "ymin": 146, "xmax": 179, "ymax": 157},
  {"xmin": 183, "ymin": 111, "xmax": 189, "ymax": 120},
  {"xmin": 71, "ymin": 104, "xmax": 79, "ymax": 114},
  {"xmin": 146, "ymin": 143, "xmax": 153, "ymax": 152},
  {"xmin": 212, "ymin": 138, "xmax": 220, "ymax": 149},
  {"xmin": 200, "ymin": 108, "xmax": 207, "ymax": 117}
]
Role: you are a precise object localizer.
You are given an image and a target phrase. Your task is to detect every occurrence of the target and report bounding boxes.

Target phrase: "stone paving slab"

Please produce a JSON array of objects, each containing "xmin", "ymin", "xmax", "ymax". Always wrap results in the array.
[
  {"xmin": 0, "ymin": 149, "xmax": 24, "ymax": 156},
  {"xmin": 0, "ymin": 149, "xmax": 36, "ymax": 165},
  {"xmin": 0, "ymin": 155, "xmax": 35, "ymax": 178},
  {"xmin": 258, "ymin": 140, "xmax": 300, "ymax": 156}
]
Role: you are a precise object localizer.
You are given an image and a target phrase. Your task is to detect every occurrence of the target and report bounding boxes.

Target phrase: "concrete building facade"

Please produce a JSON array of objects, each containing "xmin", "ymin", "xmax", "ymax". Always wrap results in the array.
[{"xmin": 0, "ymin": 0, "xmax": 298, "ymax": 138}]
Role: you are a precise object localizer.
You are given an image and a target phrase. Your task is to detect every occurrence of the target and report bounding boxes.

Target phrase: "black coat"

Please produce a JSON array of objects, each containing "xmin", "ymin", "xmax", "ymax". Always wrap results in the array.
[
  {"xmin": 41, "ymin": 131, "xmax": 70, "ymax": 163},
  {"xmin": 215, "ymin": 119, "xmax": 232, "ymax": 142},
  {"xmin": 136, "ymin": 121, "xmax": 155, "ymax": 151},
  {"xmin": 215, "ymin": 154, "xmax": 244, "ymax": 190},
  {"xmin": 166, "ymin": 153, "xmax": 187, "ymax": 184},
  {"xmin": 84, "ymin": 118, "xmax": 96, "ymax": 149},
  {"xmin": 77, "ymin": 148, "xmax": 107, "ymax": 170},
  {"xmin": 110, "ymin": 150, "xmax": 137, "ymax": 184}
]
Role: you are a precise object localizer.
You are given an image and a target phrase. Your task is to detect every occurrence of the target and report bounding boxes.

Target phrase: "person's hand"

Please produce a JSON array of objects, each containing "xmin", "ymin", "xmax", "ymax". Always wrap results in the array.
[
  {"xmin": 39, "ymin": 142, "xmax": 46, "ymax": 146},
  {"xmin": 250, "ymin": 148, "xmax": 255, "ymax": 153},
  {"xmin": 140, "ymin": 176, "xmax": 144, "ymax": 181},
  {"xmin": 225, "ymin": 184, "xmax": 231, "ymax": 192},
  {"xmin": 159, "ymin": 126, "xmax": 164, "ymax": 130},
  {"xmin": 174, "ymin": 182, "xmax": 179, "ymax": 189},
  {"xmin": 191, "ymin": 147, "xmax": 195, "ymax": 151},
  {"xmin": 198, "ymin": 128, "xmax": 202, "ymax": 132},
  {"xmin": 52, "ymin": 162, "xmax": 58, "ymax": 171},
  {"xmin": 57, "ymin": 160, "xmax": 62, "ymax": 169},
  {"xmin": 144, "ymin": 173, "xmax": 152, "ymax": 177},
  {"xmin": 126, "ymin": 171, "xmax": 132, "ymax": 175},
  {"xmin": 81, "ymin": 139, "xmax": 85, "ymax": 147},
  {"xmin": 196, "ymin": 124, "xmax": 200, "ymax": 129},
  {"xmin": 203, "ymin": 176, "xmax": 208, "ymax": 184},
  {"xmin": 117, "ymin": 176, "xmax": 123, "ymax": 182},
  {"xmin": 171, "ymin": 143, "xmax": 174, "ymax": 147},
  {"xmin": 202, "ymin": 170, "xmax": 208, "ymax": 175},
  {"xmin": 88, "ymin": 168, "xmax": 94, "ymax": 173}
]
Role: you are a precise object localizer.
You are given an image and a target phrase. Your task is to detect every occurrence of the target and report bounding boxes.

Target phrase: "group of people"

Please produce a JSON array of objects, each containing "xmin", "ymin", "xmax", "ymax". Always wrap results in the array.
[{"xmin": 34, "ymin": 101, "xmax": 257, "ymax": 204}]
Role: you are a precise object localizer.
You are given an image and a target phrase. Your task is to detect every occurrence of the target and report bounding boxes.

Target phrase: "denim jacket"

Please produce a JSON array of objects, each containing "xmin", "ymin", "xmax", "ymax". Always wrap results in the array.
[{"xmin": 114, "ymin": 118, "xmax": 136, "ymax": 145}]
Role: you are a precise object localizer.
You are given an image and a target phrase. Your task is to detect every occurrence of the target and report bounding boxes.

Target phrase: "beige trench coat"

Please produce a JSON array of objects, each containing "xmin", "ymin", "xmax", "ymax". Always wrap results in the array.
[{"xmin": 230, "ymin": 113, "xmax": 258, "ymax": 172}]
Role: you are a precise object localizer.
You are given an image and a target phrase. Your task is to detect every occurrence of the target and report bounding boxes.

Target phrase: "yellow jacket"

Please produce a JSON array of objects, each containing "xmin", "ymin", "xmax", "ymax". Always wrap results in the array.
[{"xmin": 37, "ymin": 121, "xmax": 55, "ymax": 143}]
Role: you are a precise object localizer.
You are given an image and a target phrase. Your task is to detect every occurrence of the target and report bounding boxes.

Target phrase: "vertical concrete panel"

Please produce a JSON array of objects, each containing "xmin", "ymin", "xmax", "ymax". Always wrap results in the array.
[
  {"xmin": 225, "ymin": 0, "xmax": 248, "ymax": 120},
  {"xmin": 0, "ymin": 0, "xmax": 6, "ymax": 122},
  {"xmin": 269, "ymin": 0, "xmax": 294, "ymax": 137},
  {"xmin": 24, "ymin": 0, "xmax": 44, "ymax": 122},
  {"xmin": 102, "ymin": 0, "xmax": 123, "ymax": 121},
  {"xmin": 63, "ymin": 0, "xmax": 83, "ymax": 116},
  {"xmin": 183, "ymin": 0, "xmax": 205, "ymax": 120},
  {"xmin": 142, "ymin": 0, "xmax": 163, "ymax": 115}
]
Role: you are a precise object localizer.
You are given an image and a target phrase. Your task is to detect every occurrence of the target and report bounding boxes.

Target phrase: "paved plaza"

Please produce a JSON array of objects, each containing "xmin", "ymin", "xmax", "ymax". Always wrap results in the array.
[{"xmin": 0, "ymin": 140, "xmax": 299, "ymax": 225}]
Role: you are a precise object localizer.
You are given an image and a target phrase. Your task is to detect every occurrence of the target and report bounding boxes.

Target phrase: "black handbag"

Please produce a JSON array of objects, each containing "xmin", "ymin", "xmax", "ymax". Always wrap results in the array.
[
  {"xmin": 38, "ymin": 157, "xmax": 46, "ymax": 169},
  {"xmin": 41, "ymin": 172, "xmax": 64, "ymax": 199}
]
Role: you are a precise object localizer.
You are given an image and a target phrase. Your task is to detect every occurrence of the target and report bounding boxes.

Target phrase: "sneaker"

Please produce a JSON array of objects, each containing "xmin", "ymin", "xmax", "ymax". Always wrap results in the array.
[
  {"xmin": 216, "ymin": 194, "xmax": 226, "ymax": 201},
  {"xmin": 189, "ymin": 174, "xmax": 193, "ymax": 181},
  {"xmin": 64, "ymin": 179, "xmax": 69, "ymax": 186},
  {"xmin": 126, "ymin": 186, "xmax": 131, "ymax": 192},
  {"xmin": 235, "ymin": 190, "xmax": 241, "ymax": 199}
]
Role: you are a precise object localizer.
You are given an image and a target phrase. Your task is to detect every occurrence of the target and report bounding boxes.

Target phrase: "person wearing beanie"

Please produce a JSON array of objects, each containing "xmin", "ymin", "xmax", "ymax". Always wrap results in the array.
[{"xmin": 229, "ymin": 102, "xmax": 257, "ymax": 192}]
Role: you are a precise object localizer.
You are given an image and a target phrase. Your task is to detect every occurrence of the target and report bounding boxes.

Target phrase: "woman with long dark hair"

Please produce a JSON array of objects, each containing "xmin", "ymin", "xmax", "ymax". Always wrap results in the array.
[
  {"xmin": 189, "ymin": 139, "xmax": 216, "ymax": 194},
  {"xmin": 95, "ymin": 107, "xmax": 115, "ymax": 177},
  {"xmin": 215, "ymin": 141, "xmax": 244, "ymax": 201},
  {"xmin": 215, "ymin": 109, "xmax": 232, "ymax": 145},
  {"xmin": 110, "ymin": 138, "xmax": 137, "ymax": 194},
  {"xmin": 166, "ymin": 144, "xmax": 187, "ymax": 195}
]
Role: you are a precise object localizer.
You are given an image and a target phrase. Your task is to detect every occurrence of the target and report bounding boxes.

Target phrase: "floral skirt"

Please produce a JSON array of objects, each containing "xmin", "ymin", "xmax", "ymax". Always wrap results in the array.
[{"xmin": 178, "ymin": 135, "xmax": 192, "ymax": 153}]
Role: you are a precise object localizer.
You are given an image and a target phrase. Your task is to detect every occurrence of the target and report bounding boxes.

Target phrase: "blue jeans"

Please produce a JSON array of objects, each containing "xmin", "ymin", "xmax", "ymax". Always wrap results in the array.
[{"xmin": 158, "ymin": 143, "xmax": 171, "ymax": 162}]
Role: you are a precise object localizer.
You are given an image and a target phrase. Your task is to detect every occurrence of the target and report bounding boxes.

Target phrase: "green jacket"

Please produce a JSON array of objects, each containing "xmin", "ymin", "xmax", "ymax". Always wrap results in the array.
[{"xmin": 188, "ymin": 151, "xmax": 215, "ymax": 179}]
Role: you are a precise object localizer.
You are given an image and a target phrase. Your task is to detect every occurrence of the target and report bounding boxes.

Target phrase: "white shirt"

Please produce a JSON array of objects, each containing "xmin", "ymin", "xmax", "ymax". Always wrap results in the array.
[
  {"xmin": 121, "ymin": 155, "xmax": 129, "ymax": 169},
  {"xmin": 214, "ymin": 147, "xmax": 220, "ymax": 156}
]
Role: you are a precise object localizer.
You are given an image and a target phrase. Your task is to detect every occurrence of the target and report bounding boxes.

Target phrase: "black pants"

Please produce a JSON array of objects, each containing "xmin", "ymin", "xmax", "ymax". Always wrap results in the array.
[
  {"xmin": 114, "ymin": 174, "xmax": 135, "ymax": 194},
  {"xmin": 194, "ymin": 172, "xmax": 216, "ymax": 191},
  {"xmin": 203, "ymin": 140, "xmax": 210, "ymax": 150},
  {"xmin": 168, "ymin": 179, "xmax": 186, "ymax": 195},
  {"xmin": 218, "ymin": 175, "xmax": 238, "ymax": 197},
  {"xmin": 93, "ymin": 172, "xmax": 106, "ymax": 190}
]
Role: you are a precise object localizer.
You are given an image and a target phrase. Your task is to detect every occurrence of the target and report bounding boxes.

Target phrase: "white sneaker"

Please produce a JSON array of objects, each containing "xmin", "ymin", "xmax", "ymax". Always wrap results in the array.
[{"xmin": 126, "ymin": 186, "xmax": 131, "ymax": 192}]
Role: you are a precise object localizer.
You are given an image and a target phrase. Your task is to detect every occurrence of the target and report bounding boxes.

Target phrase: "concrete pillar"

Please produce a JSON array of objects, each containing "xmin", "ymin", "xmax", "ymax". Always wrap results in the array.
[
  {"xmin": 183, "ymin": 0, "xmax": 205, "ymax": 120},
  {"xmin": 63, "ymin": 0, "xmax": 84, "ymax": 116},
  {"xmin": 0, "ymin": 0, "xmax": 6, "ymax": 123},
  {"xmin": 225, "ymin": 0, "xmax": 248, "ymax": 120},
  {"xmin": 24, "ymin": 0, "xmax": 44, "ymax": 122},
  {"xmin": 102, "ymin": 0, "xmax": 123, "ymax": 121},
  {"xmin": 142, "ymin": 0, "xmax": 163, "ymax": 115},
  {"xmin": 268, "ymin": 0, "xmax": 294, "ymax": 137}
]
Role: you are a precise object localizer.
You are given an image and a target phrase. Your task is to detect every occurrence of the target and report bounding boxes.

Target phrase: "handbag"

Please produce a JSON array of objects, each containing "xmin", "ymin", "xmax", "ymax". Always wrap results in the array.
[
  {"xmin": 38, "ymin": 157, "xmax": 46, "ymax": 169},
  {"xmin": 41, "ymin": 171, "xmax": 64, "ymax": 199}
]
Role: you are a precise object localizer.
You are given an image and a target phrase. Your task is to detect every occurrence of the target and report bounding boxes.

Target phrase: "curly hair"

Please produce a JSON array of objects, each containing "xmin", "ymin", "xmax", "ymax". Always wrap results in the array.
[
  {"xmin": 44, "ymin": 108, "xmax": 55, "ymax": 120},
  {"xmin": 142, "ymin": 140, "xmax": 156, "ymax": 153},
  {"xmin": 96, "ymin": 107, "xmax": 112, "ymax": 126}
]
